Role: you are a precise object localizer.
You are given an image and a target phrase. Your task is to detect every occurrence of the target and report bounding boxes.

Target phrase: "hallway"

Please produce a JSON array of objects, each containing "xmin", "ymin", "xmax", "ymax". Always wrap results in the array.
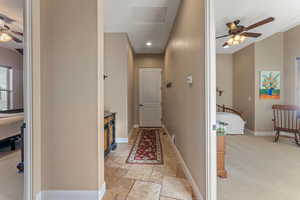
[{"xmin": 103, "ymin": 128, "xmax": 196, "ymax": 200}]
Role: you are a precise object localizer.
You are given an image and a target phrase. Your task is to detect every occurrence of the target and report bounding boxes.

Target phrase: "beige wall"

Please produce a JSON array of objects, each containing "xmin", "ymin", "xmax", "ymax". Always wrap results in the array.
[
  {"xmin": 32, "ymin": 0, "xmax": 42, "ymax": 197},
  {"xmin": 254, "ymin": 33, "xmax": 284, "ymax": 131},
  {"xmin": 216, "ymin": 54, "xmax": 233, "ymax": 106},
  {"xmin": 0, "ymin": 47, "xmax": 23, "ymax": 109},
  {"xmin": 134, "ymin": 54, "xmax": 164, "ymax": 125},
  {"xmin": 284, "ymin": 25, "xmax": 300, "ymax": 105},
  {"xmin": 163, "ymin": 0, "xmax": 205, "ymax": 197},
  {"xmin": 40, "ymin": 0, "xmax": 100, "ymax": 190},
  {"xmin": 232, "ymin": 33, "xmax": 284, "ymax": 132},
  {"xmin": 104, "ymin": 33, "xmax": 134, "ymax": 138},
  {"xmin": 127, "ymin": 40, "xmax": 135, "ymax": 134},
  {"xmin": 233, "ymin": 44, "xmax": 255, "ymax": 130}
]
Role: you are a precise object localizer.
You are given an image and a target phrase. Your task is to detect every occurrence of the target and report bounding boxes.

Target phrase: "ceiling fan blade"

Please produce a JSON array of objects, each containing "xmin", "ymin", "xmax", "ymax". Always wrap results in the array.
[
  {"xmin": 0, "ymin": 14, "xmax": 16, "ymax": 24},
  {"xmin": 216, "ymin": 34, "xmax": 231, "ymax": 39},
  {"xmin": 242, "ymin": 32, "xmax": 262, "ymax": 38},
  {"xmin": 11, "ymin": 30, "xmax": 23, "ymax": 37},
  {"xmin": 245, "ymin": 17, "xmax": 275, "ymax": 31},
  {"xmin": 4, "ymin": 24, "xmax": 10, "ymax": 30},
  {"xmin": 7, "ymin": 33, "xmax": 22, "ymax": 43}
]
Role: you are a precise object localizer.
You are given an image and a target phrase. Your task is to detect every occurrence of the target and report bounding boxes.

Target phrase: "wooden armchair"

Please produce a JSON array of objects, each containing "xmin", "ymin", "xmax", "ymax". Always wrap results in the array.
[{"xmin": 272, "ymin": 105, "xmax": 300, "ymax": 146}]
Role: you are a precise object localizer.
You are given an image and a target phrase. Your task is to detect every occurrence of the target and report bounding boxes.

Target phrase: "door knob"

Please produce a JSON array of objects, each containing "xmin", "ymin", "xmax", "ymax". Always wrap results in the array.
[{"xmin": 139, "ymin": 104, "xmax": 144, "ymax": 107}]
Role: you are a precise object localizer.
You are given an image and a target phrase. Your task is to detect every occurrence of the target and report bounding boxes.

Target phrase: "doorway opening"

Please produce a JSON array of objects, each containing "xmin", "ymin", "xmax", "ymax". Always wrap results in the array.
[
  {"xmin": 102, "ymin": 0, "xmax": 203, "ymax": 199},
  {"xmin": 215, "ymin": 1, "xmax": 300, "ymax": 200},
  {"xmin": 0, "ymin": 0, "xmax": 29, "ymax": 199}
]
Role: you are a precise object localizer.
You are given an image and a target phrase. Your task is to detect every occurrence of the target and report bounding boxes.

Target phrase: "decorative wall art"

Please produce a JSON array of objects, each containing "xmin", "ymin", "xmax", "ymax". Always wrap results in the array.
[{"xmin": 259, "ymin": 71, "xmax": 280, "ymax": 99}]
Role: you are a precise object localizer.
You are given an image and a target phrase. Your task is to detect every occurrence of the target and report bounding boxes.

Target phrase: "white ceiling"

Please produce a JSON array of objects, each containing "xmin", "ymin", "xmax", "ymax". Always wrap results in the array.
[
  {"xmin": 104, "ymin": 0, "xmax": 181, "ymax": 54},
  {"xmin": 215, "ymin": 0, "xmax": 300, "ymax": 54},
  {"xmin": 0, "ymin": 0, "xmax": 23, "ymax": 49}
]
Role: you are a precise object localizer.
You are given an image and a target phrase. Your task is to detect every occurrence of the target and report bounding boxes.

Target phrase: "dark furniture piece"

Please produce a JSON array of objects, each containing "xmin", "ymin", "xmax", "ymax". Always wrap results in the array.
[
  {"xmin": 272, "ymin": 104, "xmax": 300, "ymax": 146},
  {"xmin": 17, "ymin": 123, "xmax": 25, "ymax": 173},
  {"xmin": 0, "ymin": 109, "xmax": 24, "ymax": 172},
  {"xmin": 0, "ymin": 109, "xmax": 24, "ymax": 114},
  {"xmin": 104, "ymin": 112, "xmax": 117, "ymax": 156},
  {"xmin": 0, "ymin": 135, "xmax": 20, "ymax": 151}
]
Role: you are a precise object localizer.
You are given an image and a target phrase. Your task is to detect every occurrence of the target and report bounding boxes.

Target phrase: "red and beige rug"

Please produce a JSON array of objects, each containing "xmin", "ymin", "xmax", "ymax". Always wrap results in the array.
[{"xmin": 126, "ymin": 128, "xmax": 163, "ymax": 165}]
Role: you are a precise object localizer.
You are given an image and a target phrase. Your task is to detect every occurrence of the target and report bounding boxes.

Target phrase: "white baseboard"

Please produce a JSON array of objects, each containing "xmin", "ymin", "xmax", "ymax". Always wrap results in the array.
[
  {"xmin": 38, "ymin": 183, "xmax": 106, "ymax": 200},
  {"xmin": 99, "ymin": 183, "xmax": 106, "ymax": 199},
  {"xmin": 254, "ymin": 131, "xmax": 275, "ymax": 136},
  {"xmin": 36, "ymin": 192, "xmax": 42, "ymax": 200},
  {"xmin": 133, "ymin": 124, "xmax": 139, "ymax": 128},
  {"xmin": 246, "ymin": 129, "xmax": 274, "ymax": 136},
  {"xmin": 245, "ymin": 129, "xmax": 294, "ymax": 137},
  {"xmin": 116, "ymin": 138, "xmax": 128, "ymax": 143},
  {"xmin": 164, "ymin": 128, "xmax": 204, "ymax": 200}
]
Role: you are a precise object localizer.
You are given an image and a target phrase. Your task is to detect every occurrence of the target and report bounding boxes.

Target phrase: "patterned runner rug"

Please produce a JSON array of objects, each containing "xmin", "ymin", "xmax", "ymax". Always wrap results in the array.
[{"xmin": 126, "ymin": 128, "xmax": 163, "ymax": 165}]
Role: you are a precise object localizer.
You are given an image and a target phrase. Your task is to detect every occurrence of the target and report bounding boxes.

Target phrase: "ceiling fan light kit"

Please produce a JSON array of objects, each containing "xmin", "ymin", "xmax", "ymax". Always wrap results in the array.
[
  {"xmin": 0, "ymin": 32, "xmax": 12, "ymax": 42},
  {"xmin": 217, "ymin": 17, "xmax": 275, "ymax": 48},
  {"xmin": 225, "ymin": 34, "xmax": 247, "ymax": 47}
]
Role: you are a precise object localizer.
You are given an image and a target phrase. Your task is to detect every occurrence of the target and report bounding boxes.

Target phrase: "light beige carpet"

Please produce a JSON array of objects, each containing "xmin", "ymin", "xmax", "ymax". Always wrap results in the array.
[
  {"xmin": 218, "ymin": 134, "xmax": 300, "ymax": 200},
  {"xmin": 0, "ymin": 151, "xmax": 23, "ymax": 200}
]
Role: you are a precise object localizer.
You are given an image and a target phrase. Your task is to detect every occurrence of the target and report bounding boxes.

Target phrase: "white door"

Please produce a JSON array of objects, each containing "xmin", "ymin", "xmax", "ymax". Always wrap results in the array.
[{"xmin": 139, "ymin": 68, "xmax": 162, "ymax": 127}]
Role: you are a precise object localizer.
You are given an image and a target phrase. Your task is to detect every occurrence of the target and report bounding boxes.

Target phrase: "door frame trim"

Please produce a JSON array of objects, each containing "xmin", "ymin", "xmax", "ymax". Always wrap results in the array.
[
  {"xmin": 138, "ymin": 68, "xmax": 162, "ymax": 127},
  {"xmin": 24, "ymin": 0, "xmax": 33, "ymax": 199},
  {"xmin": 205, "ymin": 0, "xmax": 217, "ymax": 200}
]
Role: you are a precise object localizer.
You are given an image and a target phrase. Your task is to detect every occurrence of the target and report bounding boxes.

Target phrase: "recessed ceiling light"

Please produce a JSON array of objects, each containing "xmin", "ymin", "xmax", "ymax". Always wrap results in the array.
[{"xmin": 146, "ymin": 42, "xmax": 152, "ymax": 46}]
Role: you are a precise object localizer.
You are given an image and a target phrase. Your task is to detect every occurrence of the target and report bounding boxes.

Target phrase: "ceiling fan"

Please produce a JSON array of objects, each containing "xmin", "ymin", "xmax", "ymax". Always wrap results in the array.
[
  {"xmin": 216, "ymin": 17, "xmax": 275, "ymax": 48},
  {"xmin": 0, "ymin": 13, "xmax": 23, "ymax": 43}
]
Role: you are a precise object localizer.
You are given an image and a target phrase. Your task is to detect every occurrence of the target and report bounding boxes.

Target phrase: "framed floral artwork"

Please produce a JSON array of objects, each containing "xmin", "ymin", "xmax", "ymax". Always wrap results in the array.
[{"xmin": 260, "ymin": 71, "xmax": 280, "ymax": 99}]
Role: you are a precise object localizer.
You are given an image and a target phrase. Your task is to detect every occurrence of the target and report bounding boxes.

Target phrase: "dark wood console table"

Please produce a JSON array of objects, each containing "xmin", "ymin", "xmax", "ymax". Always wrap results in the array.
[{"xmin": 104, "ymin": 112, "xmax": 117, "ymax": 157}]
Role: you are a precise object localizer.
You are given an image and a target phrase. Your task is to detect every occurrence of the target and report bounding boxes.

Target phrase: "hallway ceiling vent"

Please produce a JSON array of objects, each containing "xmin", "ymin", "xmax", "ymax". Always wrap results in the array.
[{"xmin": 132, "ymin": 7, "xmax": 167, "ymax": 23}]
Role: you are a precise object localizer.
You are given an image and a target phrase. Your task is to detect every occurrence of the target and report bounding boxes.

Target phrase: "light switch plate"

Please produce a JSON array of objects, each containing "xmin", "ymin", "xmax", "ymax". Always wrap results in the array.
[{"xmin": 186, "ymin": 75, "xmax": 193, "ymax": 84}]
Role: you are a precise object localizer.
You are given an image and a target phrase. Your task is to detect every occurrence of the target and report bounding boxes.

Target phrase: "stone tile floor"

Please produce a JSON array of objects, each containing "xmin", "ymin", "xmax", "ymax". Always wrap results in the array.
[{"xmin": 103, "ymin": 128, "xmax": 196, "ymax": 200}]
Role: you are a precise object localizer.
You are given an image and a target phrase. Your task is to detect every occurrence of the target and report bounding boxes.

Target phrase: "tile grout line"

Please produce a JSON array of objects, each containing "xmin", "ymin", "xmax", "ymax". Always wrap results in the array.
[{"xmin": 125, "ymin": 179, "xmax": 136, "ymax": 199}]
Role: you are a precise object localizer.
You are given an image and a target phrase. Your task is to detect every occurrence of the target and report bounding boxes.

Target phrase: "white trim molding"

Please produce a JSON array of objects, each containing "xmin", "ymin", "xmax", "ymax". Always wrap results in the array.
[
  {"xmin": 116, "ymin": 138, "xmax": 129, "ymax": 143},
  {"xmin": 205, "ymin": 0, "xmax": 217, "ymax": 200},
  {"xmin": 133, "ymin": 124, "xmax": 139, "ymax": 128},
  {"xmin": 246, "ymin": 129, "xmax": 294, "ymax": 137},
  {"xmin": 36, "ymin": 192, "xmax": 42, "ymax": 200},
  {"xmin": 98, "ymin": 182, "xmax": 106, "ymax": 199},
  {"xmin": 42, "ymin": 191, "xmax": 99, "ymax": 200},
  {"xmin": 24, "ymin": 0, "xmax": 34, "ymax": 199},
  {"xmin": 245, "ymin": 129, "xmax": 274, "ymax": 136},
  {"xmin": 38, "ymin": 183, "xmax": 106, "ymax": 200},
  {"xmin": 164, "ymin": 128, "xmax": 204, "ymax": 200},
  {"xmin": 254, "ymin": 131, "xmax": 275, "ymax": 136}
]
